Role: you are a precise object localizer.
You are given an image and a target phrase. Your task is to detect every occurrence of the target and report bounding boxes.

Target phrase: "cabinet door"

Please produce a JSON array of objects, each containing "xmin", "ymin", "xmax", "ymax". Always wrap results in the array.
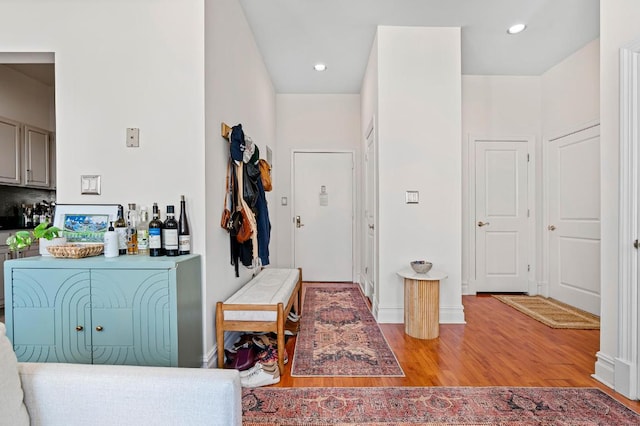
[
  {"xmin": 11, "ymin": 268, "xmax": 91, "ymax": 363},
  {"xmin": 23, "ymin": 124, "xmax": 50, "ymax": 188},
  {"xmin": 0, "ymin": 116, "xmax": 21, "ymax": 185},
  {"xmin": 0, "ymin": 246, "xmax": 9, "ymax": 308},
  {"xmin": 90, "ymin": 269, "xmax": 170, "ymax": 366}
]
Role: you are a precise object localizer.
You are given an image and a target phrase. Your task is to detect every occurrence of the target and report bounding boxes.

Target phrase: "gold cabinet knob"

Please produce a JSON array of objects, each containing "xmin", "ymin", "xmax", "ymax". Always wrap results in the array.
[
  {"xmin": 548, "ymin": 225, "xmax": 556, "ymax": 231},
  {"xmin": 75, "ymin": 325, "xmax": 84, "ymax": 332},
  {"xmin": 95, "ymin": 326, "xmax": 104, "ymax": 332}
]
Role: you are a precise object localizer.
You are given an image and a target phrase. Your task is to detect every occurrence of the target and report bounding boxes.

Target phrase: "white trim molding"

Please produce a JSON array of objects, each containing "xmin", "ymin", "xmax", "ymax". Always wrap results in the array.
[{"xmin": 616, "ymin": 40, "xmax": 640, "ymax": 400}]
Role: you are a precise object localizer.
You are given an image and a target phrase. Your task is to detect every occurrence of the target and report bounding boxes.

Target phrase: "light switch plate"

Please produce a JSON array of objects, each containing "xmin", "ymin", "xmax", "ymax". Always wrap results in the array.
[
  {"xmin": 81, "ymin": 175, "xmax": 101, "ymax": 195},
  {"xmin": 406, "ymin": 190, "xmax": 419, "ymax": 204}
]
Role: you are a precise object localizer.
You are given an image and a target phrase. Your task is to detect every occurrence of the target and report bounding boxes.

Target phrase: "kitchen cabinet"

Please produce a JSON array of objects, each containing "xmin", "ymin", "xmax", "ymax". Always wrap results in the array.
[
  {"xmin": 4, "ymin": 254, "xmax": 202, "ymax": 367},
  {"xmin": 23, "ymin": 124, "xmax": 50, "ymax": 188},
  {"xmin": 0, "ymin": 115, "xmax": 52, "ymax": 188},
  {"xmin": 0, "ymin": 116, "xmax": 21, "ymax": 185}
]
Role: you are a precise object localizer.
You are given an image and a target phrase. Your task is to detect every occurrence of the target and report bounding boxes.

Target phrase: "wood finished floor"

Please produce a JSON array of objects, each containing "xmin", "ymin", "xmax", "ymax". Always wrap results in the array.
[{"xmin": 275, "ymin": 282, "xmax": 640, "ymax": 413}]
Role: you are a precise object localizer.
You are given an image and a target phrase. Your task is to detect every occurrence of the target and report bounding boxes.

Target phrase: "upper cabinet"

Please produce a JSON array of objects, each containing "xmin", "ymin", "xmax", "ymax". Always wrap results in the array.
[
  {"xmin": 23, "ymin": 124, "xmax": 50, "ymax": 188},
  {"xmin": 0, "ymin": 115, "xmax": 53, "ymax": 189},
  {"xmin": 0, "ymin": 116, "xmax": 21, "ymax": 185}
]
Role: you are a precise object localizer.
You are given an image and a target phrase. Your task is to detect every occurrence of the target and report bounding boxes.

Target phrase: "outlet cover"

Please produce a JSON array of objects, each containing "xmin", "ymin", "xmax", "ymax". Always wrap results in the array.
[
  {"xmin": 126, "ymin": 128, "xmax": 140, "ymax": 147},
  {"xmin": 406, "ymin": 191, "xmax": 419, "ymax": 204}
]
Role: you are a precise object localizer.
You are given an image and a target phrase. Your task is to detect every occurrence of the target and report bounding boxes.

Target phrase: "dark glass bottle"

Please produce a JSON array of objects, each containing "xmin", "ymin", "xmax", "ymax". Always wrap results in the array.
[
  {"xmin": 178, "ymin": 195, "xmax": 191, "ymax": 255},
  {"xmin": 163, "ymin": 205, "xmax": 179, "ymax": 257},
  {"xmin": 114, "ymin": 204, "xmax": 127, "ymax": 255},
  {"xmin": 148, "ymin": 203, "xmax": 164, "ymax": 257}
]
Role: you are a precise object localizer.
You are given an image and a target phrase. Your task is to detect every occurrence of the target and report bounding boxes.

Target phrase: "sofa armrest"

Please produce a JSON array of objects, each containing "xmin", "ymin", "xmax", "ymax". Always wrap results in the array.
[{"xmin": 18, "ymin": 363, "xmax": 241, "ymax": 426}]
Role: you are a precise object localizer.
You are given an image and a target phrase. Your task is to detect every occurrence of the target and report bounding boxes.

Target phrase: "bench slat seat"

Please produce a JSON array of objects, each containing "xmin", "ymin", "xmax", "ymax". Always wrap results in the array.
[{"xmin": 223, "ymin": 269, "xmax": 300, "ymax": 322}]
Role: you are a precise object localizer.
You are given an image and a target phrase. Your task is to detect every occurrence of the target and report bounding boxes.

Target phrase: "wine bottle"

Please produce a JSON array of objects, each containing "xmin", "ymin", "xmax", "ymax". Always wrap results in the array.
[
  {"xmin": 137, "ymin": 207, "xmax": 150, "ymax": 255},
  {"xmin": 114, "ymin": 204, "xmax": 127, "ymax": 255},
  {"xmin": 163, "ymin": 205, "xmax": 179, "ymax": 257},
  {"xmin": 178, "ymin": 195, "xmax": 191, "ymax": 255},
  {"xmin": 149, "ymin": 203, "xmax": 164, "ymax": 257},
  {"xmin": 126, "ymin": 203, "xmax": 138, "ymax": 255}
]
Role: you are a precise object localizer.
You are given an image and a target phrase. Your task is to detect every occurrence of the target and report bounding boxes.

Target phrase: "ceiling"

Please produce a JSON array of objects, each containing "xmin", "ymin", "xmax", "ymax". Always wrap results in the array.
[{"xmin": 239, "ymin": 0, "xmax": 600, "ymax": 94}]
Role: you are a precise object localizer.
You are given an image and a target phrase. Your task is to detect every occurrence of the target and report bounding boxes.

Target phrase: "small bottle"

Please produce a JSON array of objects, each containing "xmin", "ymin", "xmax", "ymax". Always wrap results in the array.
[
  {"xmin": 178, "ymin": 195, "xmax": 191, "ymax": 255},
  {"xmin": 149, "ymin": 203, "xmax": 164, "ymax": 257},
  {"xmin": 126, "ymin": 203, "xmax": 138, "ymax": 255},
  {"xmin": 137, "ymin": 207, "xmax": 150, "ymax": 255},
  {"xmin": 114, "ymin": 204, "xmax": 127, "ymax": 255},
  {"xmin": 103, "ymin": 222, "xmax": 119, "ymax": 258},
  {"xmin": 163, "ymin": 205, "xmax": 179, "ymax": 257}
]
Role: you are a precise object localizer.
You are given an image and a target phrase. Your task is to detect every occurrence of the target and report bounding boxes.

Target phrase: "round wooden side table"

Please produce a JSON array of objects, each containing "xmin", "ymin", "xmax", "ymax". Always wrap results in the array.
[{"xmin": 396, "ymin": 268, "xmax": 448, "ymax": 339}]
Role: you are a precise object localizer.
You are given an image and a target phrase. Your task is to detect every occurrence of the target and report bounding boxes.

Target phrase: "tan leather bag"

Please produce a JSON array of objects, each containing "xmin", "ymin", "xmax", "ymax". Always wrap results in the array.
[{"xmin": 258, "ymin": 159, "xmax": 272, "ymax": 192}]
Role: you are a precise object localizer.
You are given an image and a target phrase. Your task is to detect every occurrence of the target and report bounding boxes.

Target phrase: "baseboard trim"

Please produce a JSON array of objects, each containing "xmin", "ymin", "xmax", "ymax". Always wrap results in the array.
[{"xmin": 593, "ymin": 351, "xmax": 615, "ymax": 389}]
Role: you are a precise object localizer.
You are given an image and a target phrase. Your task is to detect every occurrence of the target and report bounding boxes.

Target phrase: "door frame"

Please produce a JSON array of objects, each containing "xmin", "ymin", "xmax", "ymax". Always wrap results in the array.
[
  {"xmin": 467, "ymin": 135, "xmax": 536, "ymax": 295},
  {"xmin": 616, "ymin": 39, "xmax": 640, "ymax": 400},
  {"xmin": 363, "ymin": 117, "xmax": 377, "ymax": 302},
  {"xmin": 290, "ymin": 149, "xmax": 356, "ymax": 281}
]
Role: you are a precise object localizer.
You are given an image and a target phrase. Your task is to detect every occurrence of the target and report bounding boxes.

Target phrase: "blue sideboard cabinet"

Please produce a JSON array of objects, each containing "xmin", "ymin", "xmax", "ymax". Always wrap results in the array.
[{"xmin": 3, "ymin": 254, "xmax": 202, "ymax": 367}]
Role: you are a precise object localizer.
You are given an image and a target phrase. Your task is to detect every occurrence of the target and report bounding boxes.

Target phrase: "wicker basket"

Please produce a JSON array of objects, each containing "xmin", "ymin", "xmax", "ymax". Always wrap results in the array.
[{"xmin": 47, "ymin": 243, "xmax": 104, "ymax": 258}]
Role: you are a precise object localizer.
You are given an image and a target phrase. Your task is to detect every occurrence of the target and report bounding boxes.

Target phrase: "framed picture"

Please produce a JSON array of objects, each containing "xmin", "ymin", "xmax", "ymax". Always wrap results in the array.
[{"xmin": 53, "ymin": 204, "xmax": 120, "ymax": 243}]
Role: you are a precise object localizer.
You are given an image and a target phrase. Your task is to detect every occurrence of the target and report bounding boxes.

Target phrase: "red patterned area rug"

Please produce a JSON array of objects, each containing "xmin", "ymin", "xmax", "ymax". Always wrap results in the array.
[
  {"xmin": 242, "ymin": 386, "xmax": 640, "ymax": 425},
  {"xmin": 291, "ymin": 285, "xmax": 404, "ymax": 377}
]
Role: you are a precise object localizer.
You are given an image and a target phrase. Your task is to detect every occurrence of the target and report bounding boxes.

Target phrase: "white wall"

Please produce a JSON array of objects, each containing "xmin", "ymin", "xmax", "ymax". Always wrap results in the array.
[
  {"xmin": 0, "ymin": 65, "xmax": 53, "ymax": 131},
  {"xmin": 374, "ymin": 26, "xmax": 464, "ymax": 324},
  {"xmin": 598, "ymin": 0, "xmax": 640, "ymax": 392},
  {"xmin": 542, "ymin": 39, "xmax": 600, "ymax": 137},
  {"xmin": 204, "ymin": 0, "xmax": 276, "ymax": 363},
  {"xmin": 461, "ymin": 75, "xmax": 541, "ymax": 293},
  {"xmin": 274, "ymin": 94, "xmax": 361, "ymax": 269}
]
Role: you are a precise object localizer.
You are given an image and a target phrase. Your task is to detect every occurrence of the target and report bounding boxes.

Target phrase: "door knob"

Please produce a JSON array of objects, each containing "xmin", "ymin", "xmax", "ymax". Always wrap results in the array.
[
  {"xmin": 477, "ymin": 221, "xmax": 490, "ymax": 227},
  {"xmin": 548, "ymin": 225, "xmax": 556, "ymax": 231},
  {"xmin": 295, "ymin": 216, "xmax": 304, "ymax": 228},
  {"xmin": 368, "ymin": 224, "xmax": 375, "ymax": 230}
]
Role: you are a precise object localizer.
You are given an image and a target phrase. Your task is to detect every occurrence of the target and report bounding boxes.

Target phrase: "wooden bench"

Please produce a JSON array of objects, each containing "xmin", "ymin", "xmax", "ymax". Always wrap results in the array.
[{"xmin": 215, "ymin": 268, "xmax": 302, "ymax": 374}]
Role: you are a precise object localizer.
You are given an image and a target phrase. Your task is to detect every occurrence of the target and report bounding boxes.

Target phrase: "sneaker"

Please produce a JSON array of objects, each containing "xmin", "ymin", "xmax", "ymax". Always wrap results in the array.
[
  {"xmin": 287, "ymin": 312, "xmax": 300, "ymax": 322},
  {"xmin": 240, "ymin": 364, "xmax": 280, "ymax": 388},
  {"xmin": 257, "ymin": 345, "xmax": 288, "ymax": 365},
  {"xmin": 239, "ymin": 361, "xmax": 278, "ymax": 378}
]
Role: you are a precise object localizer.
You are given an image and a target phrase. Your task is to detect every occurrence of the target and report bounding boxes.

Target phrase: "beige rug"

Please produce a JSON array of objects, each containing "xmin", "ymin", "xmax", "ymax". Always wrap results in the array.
[{"xmin": 493, "ymin": 295, "xmax": 600, "ymax": 329}]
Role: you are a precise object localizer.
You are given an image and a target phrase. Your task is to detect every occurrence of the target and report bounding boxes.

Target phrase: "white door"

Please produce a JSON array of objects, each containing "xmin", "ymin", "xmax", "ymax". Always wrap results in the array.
[
  {"xmin": 364, "ymin": 122, "xmax": 376, "ymax": 299},
  {"xmin": 474, "ymin": 139, "xmax": 529, "ymax": 292},
  {"xmin": 547, "ymin": 125, "xmax": 600, "ymax": 315},
  {"xmin": 293, "ymin": 152, "xmax": 353, "ymax": 282}
]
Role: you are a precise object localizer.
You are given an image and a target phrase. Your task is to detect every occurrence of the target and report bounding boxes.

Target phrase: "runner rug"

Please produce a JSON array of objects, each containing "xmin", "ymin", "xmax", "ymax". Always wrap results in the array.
[
  {"xmin": 291, "ymin": 285, "xmax": 404, "ymax": 377},
  {"xmin": 493, "ymin": 295, "xmax": 600, "ymax": 329},
  {"xmin": 242, "ymin": 386, "xmax": 640, "ymax": 425}
]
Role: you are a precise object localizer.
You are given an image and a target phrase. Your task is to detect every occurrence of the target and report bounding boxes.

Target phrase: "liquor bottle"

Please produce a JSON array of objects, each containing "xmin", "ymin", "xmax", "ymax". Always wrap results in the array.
[
  {"xmin": 178, "ymin": 195, "xmax": 191, "ymax": 255},
  {"xmin": 103, "ymin": 222, "xmax": 119, "ymax": 258},
  {"xmin": 114, "ymin": 204, "xmax": 127, "ymax": 255},
  {"xmin": 137, "ymin": 207, "xmax": 150, "ymax": 255},
  {"xmin": 163, "ymin": 205, "xmax": 179, "ymax": 257},
  {"xmin": 126, "ymin": 203, "xmax": 138, "ymax": 255},
  {"xmin": 149, "ymin": 203, "xmax": 163, "ymax": 257}
]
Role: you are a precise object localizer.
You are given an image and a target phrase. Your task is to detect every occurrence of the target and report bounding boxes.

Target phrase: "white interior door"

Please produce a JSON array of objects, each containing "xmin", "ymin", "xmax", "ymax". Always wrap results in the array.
[
  {"xmin": 364, "ymin": 122, "xmax": 376, "ymax": 299},
  {"xmin": 547, "ymin": 125, "xmax": 600, "ymax": 315},
  {"xmin": 474, "ymin": 139, "xmax": 529, "ymax": 292},
  {"xmin": 293, "ymin": 152, "xmax": 353, "ymax": 282}
]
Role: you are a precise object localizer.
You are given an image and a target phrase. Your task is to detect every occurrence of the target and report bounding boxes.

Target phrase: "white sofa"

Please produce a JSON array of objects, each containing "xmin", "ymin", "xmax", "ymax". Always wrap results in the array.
[{"xmin": 1, "ymin": 323, "xmax": 242, "ymax": 426}]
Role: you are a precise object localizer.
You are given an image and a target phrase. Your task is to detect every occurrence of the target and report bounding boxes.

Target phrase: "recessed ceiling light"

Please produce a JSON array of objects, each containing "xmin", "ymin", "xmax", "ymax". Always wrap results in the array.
[
  {"xmin": 507, "ymin": 23, "xmax": 527, "ymax": 35},
  {"xmin": 314, "ymin": 63, "xmax": 327, "ymax": 72}
]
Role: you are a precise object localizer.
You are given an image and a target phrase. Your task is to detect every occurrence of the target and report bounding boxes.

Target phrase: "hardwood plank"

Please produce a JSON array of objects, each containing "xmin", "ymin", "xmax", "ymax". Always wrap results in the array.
[{"xmin": 275, "ymin": 283, "xmax": 640, "ymax": 413}]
